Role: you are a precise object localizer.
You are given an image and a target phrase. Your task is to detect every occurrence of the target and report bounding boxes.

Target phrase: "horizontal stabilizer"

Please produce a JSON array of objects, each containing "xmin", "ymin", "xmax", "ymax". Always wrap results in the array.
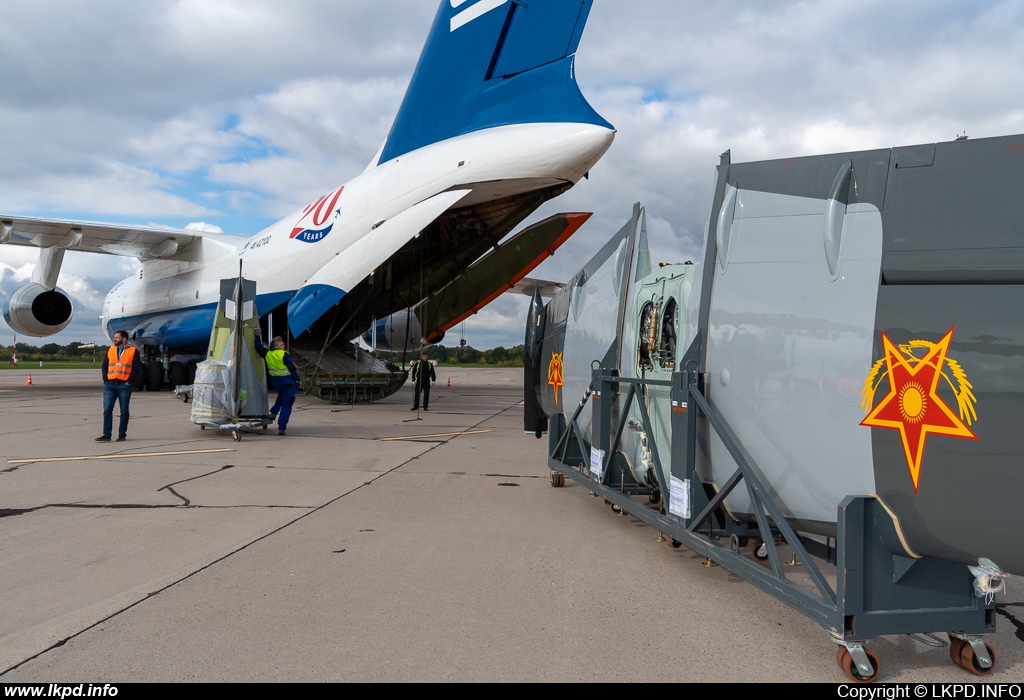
[
  {"xmin": 418, "ymin": 212, "xmax": 590, "ymax": 342},
  {"xmin": 287, "ymin": 189, "xmax": 472, "ymax": 337}
]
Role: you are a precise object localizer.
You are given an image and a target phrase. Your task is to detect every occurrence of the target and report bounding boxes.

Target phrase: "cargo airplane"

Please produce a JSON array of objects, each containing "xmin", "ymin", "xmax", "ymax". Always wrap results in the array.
[{"xmin": 1, "ymin": 0, "xmax": 614, "ymax": 384}]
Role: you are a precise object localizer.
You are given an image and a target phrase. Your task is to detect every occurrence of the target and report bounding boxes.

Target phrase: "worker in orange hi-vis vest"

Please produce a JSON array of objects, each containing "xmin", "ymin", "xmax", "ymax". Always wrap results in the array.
[{"xmin": 96, "ymin": 330, "xmax": 140, "ymax": 442}]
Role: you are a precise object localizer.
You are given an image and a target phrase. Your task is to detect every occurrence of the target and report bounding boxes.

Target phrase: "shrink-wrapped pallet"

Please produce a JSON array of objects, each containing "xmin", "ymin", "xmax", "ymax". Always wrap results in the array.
[{"xmin": 190, "ymin": 360, "xmax": 234, "ymax": 424}]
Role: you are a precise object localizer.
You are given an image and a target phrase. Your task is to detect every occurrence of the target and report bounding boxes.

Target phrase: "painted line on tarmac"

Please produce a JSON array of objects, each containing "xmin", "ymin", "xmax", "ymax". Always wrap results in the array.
[
  {"xmin": 376, "ymin": 429, "xmax": 493, "ymax": 442},
  {"xmin": 7, "ymin": 448, "xmax": 236, "ymax": 464}
]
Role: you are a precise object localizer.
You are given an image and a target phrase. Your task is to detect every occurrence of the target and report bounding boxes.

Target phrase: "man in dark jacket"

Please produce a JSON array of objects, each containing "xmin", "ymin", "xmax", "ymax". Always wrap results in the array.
[
  {"xmin": 96, "ymin": 330, "xmax": 140, "ymax": 442},
  {"xmin": 411, "ymin": 352, "xmax": 436, "ymax": 411}
]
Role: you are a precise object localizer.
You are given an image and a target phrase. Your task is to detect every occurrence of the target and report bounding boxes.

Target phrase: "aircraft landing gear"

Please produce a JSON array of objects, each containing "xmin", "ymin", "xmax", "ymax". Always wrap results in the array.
[{"xmin": 147, "ymin": 361, "xmax": 164, "ymax": 391}]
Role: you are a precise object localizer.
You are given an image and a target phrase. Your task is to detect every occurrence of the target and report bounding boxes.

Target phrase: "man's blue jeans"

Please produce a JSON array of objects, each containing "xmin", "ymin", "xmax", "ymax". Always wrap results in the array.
[{"xmin": 102, "ymin": 381, "xmax": 132, "ymax": 438}]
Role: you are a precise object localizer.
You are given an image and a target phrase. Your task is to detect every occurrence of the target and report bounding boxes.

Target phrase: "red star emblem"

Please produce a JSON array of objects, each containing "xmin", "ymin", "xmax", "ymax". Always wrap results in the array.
[
  {"xmin": 547, "ymin": 351, "xmax": 564, "ymax": 403},
  {"xmin": 861, "ymin": 328, "xmax": 977, "ymax": 493}
]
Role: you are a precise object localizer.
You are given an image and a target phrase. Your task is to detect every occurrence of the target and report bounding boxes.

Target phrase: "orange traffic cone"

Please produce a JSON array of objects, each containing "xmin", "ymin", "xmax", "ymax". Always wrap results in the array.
[
  {"xmin": 26, "ymin": 374, "xmax": 33, "ymax": 386},
  {"xmin": 447, "ymin": 377, "xmax": 451, "ymax": 387}
]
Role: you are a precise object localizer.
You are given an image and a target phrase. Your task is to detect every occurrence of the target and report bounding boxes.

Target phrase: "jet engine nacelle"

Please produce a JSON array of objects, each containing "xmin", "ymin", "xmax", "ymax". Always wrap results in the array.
[
  {"xmin": 363, "ymin": 309, "xmax": 442, "ymax": 352},
  {"xmin": 4, "ymin": 283, "xmax": 74, "ymax": 337}
]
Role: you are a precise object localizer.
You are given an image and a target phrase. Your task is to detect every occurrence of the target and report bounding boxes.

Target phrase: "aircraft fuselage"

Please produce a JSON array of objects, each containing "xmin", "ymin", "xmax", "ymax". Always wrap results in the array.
[{"xmin": 100, "ymin": 122, "xmax": 614, "ymax": 352}]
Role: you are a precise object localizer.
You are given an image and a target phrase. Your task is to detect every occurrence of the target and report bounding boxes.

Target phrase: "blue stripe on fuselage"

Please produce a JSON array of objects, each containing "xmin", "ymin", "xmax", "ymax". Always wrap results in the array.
[{"xmin": 106, "ymin": 290, "xmax": 294, "ymax": 355}]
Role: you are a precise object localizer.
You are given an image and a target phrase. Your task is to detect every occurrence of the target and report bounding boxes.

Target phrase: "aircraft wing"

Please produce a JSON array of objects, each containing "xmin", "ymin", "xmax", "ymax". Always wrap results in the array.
[{"xmin": 0, "ymin": 214, "xmax": 241, "ymax": 261}]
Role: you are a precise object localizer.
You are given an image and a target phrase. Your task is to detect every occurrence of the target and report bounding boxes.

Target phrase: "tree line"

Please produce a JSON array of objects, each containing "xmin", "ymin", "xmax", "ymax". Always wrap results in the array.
[
  {"xmin": 0, "ymin": 342, "xmax": 98, "ymax": 362},
  {"xmin": 1, "ymin": 341, "xmax": 526, "ymax": 367},
  {"xmin": 374, "ymin": 344, "xmax": 525, "ymax": 367}
]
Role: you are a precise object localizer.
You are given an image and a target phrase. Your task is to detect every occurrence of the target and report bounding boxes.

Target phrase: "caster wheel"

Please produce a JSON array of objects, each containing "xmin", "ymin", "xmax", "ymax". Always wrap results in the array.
[
  {"xmin": 948, "ymin": 637, "xmax": 966, "ymax": 667},
  {"xmin": 263, "ymin": 425, "xmax": 268, "ymax": 430},
  {"xmin": 200, "ymin": 425, "xmax": 205, "ymax": 431},
  {"xmin": 610, "ymin": 503, "xmax": 622, "ymax": 514},
  {"xmin": 837, "ymin": 648, "xmax": 879, "ymax": 683},
  {"xmin": 549, "ymin": 472, "xmax": 564, "ymax": 488},
  {"xmin": 668, "ymin": 538, "xmax": 682, "ymax": 549},
  {"xmin": 648, "ymin": 490, "xmax": 661, "ymax": 505},
  {"xmin": 958, "ymin": 641, "xmax": 996, "ymax": 676},
  {"xmin": 753, "ymin": 543, "xmax": 770, "ymax": 562},
  {"xmin": 232, "ymin": 431, "xmax": 241, "ymax": 442},
  {"xmin": 603, "ymin": 499, "xmax": 612, "ymax": 505}
]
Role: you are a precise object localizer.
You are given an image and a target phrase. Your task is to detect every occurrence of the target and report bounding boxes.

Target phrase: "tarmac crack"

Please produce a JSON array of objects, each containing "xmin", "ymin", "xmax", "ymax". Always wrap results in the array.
[
  {"xmin": 996, "ymin": 603, "xmax": 1024, "ymax": 644},
  {"xmin": 162, "ymin": 486, "xmax": 190, "ymax": 506},
  {"xmin": 0, "ymin": 399, "xmax": 519, "ymax": 677},
  {"xmin": 0, "ymin": 508, "xmax": 34, "ymax": 518},
  {"xmin": 157, "ymin": 464, "xmax": 235, "ymax": 506}
]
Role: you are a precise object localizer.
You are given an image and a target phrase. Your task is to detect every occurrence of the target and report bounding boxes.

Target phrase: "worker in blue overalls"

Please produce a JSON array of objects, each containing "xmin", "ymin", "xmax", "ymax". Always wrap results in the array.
[{"xmin": 253, "ymin": 328, "xmax": 301, "ymax": 435}]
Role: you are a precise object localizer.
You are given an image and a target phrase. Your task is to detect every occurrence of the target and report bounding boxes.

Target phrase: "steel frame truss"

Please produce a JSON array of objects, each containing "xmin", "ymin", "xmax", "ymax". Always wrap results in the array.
[{"xmin": 546, "ymin": 352, "xmax": 994, "ymax": 658}]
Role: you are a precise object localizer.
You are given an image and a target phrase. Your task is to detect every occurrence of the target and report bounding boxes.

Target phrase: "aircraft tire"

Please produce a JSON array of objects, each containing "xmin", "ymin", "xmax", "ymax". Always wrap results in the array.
[
  {"xmin": 170, "ymin": 361, "xmax": 186, "ymax": 388},
  {"xmin": 147, "ymin": 362, "xmax": 164, "ymax": 392},
  {"xmin": 132, "ymin": 362, "xmax": 147, "ymax": 391}
]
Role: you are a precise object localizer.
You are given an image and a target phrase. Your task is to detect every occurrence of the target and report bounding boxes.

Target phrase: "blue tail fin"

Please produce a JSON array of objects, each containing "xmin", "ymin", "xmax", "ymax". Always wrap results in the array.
[{"xmin": 378, "ymin": 0, "xmax": 611, "ymax": 164}]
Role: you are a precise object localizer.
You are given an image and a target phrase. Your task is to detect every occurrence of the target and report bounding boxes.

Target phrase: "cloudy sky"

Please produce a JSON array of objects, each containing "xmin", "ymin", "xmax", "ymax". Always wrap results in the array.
[{"xmin": 2, "ymin": 0, "xmax": 1023, "ymax": 349}]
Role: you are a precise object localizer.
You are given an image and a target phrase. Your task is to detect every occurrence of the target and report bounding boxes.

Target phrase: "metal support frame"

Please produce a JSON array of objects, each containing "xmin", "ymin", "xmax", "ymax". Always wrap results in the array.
[
  {"xmin": 543, "ymin": 150, "xmax": 995, "ymax": 679},
  {"xmin": 547, "ymin": 358, "xmax": 994, "ymax": 657}
]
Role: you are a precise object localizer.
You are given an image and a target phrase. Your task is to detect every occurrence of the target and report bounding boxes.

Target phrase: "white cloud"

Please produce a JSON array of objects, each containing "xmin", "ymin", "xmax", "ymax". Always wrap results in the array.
[
  {"xmin": 2, "ymin": 0, "xmax": 1024, "ymax": 348},
  {"xmin": 2, "ymin": 164, "xmax": 212, "ymax": 219},
  {"xmin": 128, "ymin": 110, "xmax": 247, "ymax": 174},
  {"xmin": 185, "ymin": 222, "xmax": 225, "ymax": 233}
]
